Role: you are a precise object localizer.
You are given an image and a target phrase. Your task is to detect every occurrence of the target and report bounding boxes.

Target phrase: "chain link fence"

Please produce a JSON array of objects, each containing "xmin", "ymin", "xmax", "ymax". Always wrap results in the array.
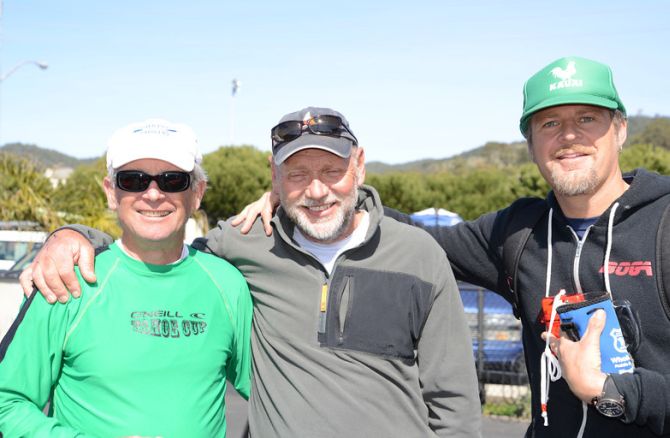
[{"xmin": 458, "ymin": 282, "xmax": 529, "ymax": 403}]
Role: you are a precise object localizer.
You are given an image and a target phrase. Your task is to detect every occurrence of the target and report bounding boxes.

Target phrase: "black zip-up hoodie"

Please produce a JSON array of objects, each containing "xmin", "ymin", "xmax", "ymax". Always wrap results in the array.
[{"xmin": 389, "ymin": 168, "xmax": 670, "ymax": 437}]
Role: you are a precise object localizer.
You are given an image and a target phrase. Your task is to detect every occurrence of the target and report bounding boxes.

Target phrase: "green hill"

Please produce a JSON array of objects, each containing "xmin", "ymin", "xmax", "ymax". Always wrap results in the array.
[
  {"xmin": 367, "ymin": 114, "xmax": 670, "ymax": 174},
  {"xmin": 0, "ymin": 143, "xmax": 98, "ymax": 169},
  {"xmin": 3, "ymin": 114, "xmax": 668, "ymax": 174}
]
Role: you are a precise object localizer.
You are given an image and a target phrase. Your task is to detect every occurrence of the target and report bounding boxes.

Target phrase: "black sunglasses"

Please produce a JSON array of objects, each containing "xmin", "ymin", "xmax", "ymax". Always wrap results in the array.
[
  {"xmin": 115, "ymin": 170, "xmax": 191, "ymax": 193},
  {"xmin": 271, "ymin": 115, "xmax": 358, "ymax": 151}
]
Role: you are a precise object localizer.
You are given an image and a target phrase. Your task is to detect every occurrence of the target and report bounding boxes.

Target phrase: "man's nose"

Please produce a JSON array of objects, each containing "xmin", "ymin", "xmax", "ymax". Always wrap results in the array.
[
  {"xmin": 143, "ymin": 181, "xmax": 165, "ymax": 201},
  {"xmin": 559, "ymin": 120, "xmax": 580, "ymax": 142},
  {"xmin": 305, "ymin": 177, "xmax": 329, "ymax": 199}
]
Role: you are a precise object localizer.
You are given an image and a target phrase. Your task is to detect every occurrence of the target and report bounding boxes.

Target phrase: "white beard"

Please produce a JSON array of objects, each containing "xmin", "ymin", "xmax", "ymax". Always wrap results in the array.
[{"xmin": 282, "ymin": 184, "xmax": 358, "ymax": 243}]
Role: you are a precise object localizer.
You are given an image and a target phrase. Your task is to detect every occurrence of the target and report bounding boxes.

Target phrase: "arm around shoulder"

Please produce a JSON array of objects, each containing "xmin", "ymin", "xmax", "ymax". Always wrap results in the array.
[
  {"xmin": 191, "ymin": 220, "xmax": 231, "ymax": 258},
  {"xmin": 59, "ymin": 224, "xmax": 114, "ymax": 248}
]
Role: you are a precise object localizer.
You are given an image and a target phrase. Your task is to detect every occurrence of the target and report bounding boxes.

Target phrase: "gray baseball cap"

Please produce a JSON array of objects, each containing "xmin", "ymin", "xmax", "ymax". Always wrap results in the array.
[{"xmin": 271, "ymin": 106, "xmax": 357, "ymax": 165}]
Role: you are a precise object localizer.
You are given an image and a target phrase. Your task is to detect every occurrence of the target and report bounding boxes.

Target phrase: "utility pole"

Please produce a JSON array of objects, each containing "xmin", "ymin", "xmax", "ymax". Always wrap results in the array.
[
  {"xmin": 0, "ymin": 2, "xmax": 48, "ymax": 144},
  {"xmin": 230, "ymin": 78, "xmax": 240, "ymax": 145}
]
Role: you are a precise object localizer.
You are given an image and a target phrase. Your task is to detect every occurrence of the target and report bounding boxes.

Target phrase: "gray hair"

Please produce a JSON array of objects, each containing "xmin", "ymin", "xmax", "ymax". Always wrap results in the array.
[{"xmin": 108, "ymin": 162, "xmax": 208, "ymax": 192}]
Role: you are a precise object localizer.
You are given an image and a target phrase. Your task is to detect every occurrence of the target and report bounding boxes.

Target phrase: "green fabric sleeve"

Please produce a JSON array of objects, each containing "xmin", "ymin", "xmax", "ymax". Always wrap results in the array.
[
  {"xmin": 225, "ymin": 278, "xmax": 253, "ymax": 400},
  {"xmin": 0, "ymin": 293, "xmax": 93, "ymax": 437}
]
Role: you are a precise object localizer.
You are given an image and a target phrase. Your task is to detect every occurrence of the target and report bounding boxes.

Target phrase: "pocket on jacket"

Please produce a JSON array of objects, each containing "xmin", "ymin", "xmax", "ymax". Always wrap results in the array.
[{"xmin": 321, "ymin": 266, "xmax": 434, "ymax": 361}]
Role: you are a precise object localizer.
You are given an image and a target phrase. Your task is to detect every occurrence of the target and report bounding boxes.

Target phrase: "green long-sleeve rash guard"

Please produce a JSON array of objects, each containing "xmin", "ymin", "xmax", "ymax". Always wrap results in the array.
[{"xmin": 0, "ymin": 242, "xmax": 252, "ymax": 437}]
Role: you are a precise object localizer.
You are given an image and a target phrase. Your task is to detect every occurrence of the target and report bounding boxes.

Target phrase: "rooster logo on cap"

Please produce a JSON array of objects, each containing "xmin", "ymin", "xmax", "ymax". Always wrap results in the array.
[{"xmin": 551, "ymin": 61, "xmax": 577, "ymax": 81}]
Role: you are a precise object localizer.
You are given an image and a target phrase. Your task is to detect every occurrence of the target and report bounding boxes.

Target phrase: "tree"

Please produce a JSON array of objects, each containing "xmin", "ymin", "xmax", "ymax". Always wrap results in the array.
[
  {"xmin": 201, "ymin": 146, "xmax": 272, "ymax": 224},
  {"xmin": 620, "ymin": 143, "xmax": 670, "ymax": 175},
  {"xmin": 510, "ymin": 163, "xmax": 550, "ymax": 199},
  {"xmin": 0, "ymin": 153, "xmax": 60, "ymax": 230},
  {"xmin": 367, "ymin": 172, "xmax": 434, "ymax": 213},
  {"xmin": 52, "ymin": 159, "xmax": 121, "ymax": 238},
  {"xmin": 627, "ymin": 118, "xmax": 670, "ymax": 151}
]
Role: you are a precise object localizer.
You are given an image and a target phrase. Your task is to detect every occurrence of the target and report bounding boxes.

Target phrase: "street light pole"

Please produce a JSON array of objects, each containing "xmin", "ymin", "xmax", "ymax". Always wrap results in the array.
[
  {"xmin": 0, "ymin": 60, "xmax": 48, "ymax": 82},
  {"xmin": 230, "ymin": 78, "xmax": 240, "ymax": 145},
  {"xmin": 0, "ymin": 60, "xmax": 48, "ymax": 145}
]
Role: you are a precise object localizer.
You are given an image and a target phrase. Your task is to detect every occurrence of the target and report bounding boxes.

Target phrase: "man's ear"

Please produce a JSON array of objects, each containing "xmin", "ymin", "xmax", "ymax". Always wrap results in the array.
[
  {"xmin": 103, "ymin": 176, "xmax": 118, "ymax": 210},
  {"xmin": 616, "ymin": 119, "xmax": 628, "ymax": 150},
  {"xmin": 271, "ymin": 159, "xmax": 279, "ymax": 187},
  {"xmin": 355, "ymin": 147, "xmax": 366, "ymax": 185},
  {"xmin": 192, "ymin": 180, "xmax": 207, "ymax": 211}
]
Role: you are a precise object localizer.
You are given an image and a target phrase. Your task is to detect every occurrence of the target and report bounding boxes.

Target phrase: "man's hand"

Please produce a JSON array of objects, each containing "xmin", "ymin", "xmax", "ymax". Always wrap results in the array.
[
  {"xmin": 19, "ymin": 229, "xmax": 97, "ymax": 304},
  {"xmin": 230, "ymin": 191, "xmax": 279, "ymax": 236},
  {"xmin": 544, "ymin": 309, "xmax": 608, "ymax": 403}
]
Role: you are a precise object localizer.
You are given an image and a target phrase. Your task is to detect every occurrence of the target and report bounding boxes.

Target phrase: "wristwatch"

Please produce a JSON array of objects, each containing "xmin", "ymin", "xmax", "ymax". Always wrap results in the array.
[{"xmin": 592, "ymin": 375, "xmax": 625, "ymax": 418}]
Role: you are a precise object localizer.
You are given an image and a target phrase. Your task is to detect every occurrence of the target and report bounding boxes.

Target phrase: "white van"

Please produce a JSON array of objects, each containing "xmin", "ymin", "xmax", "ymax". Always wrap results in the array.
[{"xmin": 0, "ymin": 224, "xmax": 48, "ymax": 271}]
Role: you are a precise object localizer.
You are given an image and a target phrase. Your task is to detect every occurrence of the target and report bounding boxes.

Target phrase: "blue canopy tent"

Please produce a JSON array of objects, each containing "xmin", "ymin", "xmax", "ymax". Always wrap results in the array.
[{"xmin": 410, "ymin": 207, "xmax": 463, "ymax": 227}]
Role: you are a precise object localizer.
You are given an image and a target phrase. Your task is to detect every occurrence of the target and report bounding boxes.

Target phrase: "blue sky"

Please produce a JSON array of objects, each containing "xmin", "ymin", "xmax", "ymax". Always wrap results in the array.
[{"xmin": 1, "ymin": 1, "xmax": 668, "ymax": 164}]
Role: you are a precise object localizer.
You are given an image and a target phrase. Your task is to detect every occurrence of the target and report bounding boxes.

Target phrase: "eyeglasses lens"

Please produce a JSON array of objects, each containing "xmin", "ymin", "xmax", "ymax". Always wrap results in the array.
[
  {"xmin": 307, "ymin": 115, "xmax": 341, "ymax": 135},
  {"xmin": 117, "ymin": 171, "xmax": 149, "ymax": 192},
  {"xmin": 159, "ymin": 172, "xmax": 191, "ymax": 192},
  {"xmin": 116, "ymin": 171, "xmax": 190, "ymax": 193},
  {"xmin": 272, "ymin": 121, "xmax": 302, "ymax": 145}
]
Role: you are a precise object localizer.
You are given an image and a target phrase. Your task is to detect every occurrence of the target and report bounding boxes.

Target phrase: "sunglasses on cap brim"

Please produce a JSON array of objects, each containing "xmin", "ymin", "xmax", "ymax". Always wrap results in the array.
[
  {"xmin": 270, "ymin": 115, "xmax": 358, "ymax": 152},
  {"xmin": 115, "ymin": 170, "xmax": 191, "ymax": 193}
]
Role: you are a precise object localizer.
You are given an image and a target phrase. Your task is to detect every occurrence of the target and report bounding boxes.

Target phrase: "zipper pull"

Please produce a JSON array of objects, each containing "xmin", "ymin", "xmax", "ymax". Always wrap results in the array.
[{"xmin": 318, "ymin": 283, "xmax": 328, "ymax": 333}]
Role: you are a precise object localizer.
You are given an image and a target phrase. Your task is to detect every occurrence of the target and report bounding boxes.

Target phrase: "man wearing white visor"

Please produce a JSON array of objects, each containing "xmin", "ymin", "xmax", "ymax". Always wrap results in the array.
[{"xmin": 0, "ymin": 119, "xmax": 252, "ymax": 437}]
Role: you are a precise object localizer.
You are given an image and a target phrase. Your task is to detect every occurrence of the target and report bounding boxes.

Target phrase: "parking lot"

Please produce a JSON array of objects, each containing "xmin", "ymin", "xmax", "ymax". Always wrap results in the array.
[{"xmin": 459, "ymin": 282, "xmax": 528, "ymax": 404}]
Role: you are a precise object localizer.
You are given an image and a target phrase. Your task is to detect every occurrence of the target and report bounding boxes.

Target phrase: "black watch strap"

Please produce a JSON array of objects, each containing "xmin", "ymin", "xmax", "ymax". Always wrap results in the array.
[{"xmin": 592, "ymin": 375, "xmax": 625, "ymax": 418}]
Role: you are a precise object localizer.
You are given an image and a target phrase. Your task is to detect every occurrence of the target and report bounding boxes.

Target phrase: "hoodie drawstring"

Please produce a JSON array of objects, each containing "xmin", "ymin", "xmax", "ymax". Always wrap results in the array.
[
  {"xmin": 540, "ymin": 288, "xmax": 564, "ymax": 425},
  {"xmin": 539, "ymin": 203, "xmax": 619, "ymax": 436},
  {"xmin": 539, "ymin": 208, "xmax": 562, "ymax": 425},
  {"xmin": 603, "ymin": 203, "xmax": 619, "ymax": 297}
]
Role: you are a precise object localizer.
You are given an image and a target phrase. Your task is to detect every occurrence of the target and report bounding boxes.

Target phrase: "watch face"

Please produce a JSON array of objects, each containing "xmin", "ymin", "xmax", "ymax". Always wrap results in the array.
[{"xmin": 596, "ymin": 400, "xmax": 625, "ymax": 418}]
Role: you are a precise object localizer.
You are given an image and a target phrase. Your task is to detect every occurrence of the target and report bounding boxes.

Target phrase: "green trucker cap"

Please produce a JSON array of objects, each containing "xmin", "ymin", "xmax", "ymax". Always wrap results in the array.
[{"xmin": 519, "ymin": 56, "xmax": 626, "ymax": 135}]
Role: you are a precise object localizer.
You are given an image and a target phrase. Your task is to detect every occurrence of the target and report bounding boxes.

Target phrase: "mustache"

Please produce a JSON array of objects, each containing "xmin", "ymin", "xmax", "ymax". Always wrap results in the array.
[
  {"xmin": 555, "ymin": 145, "xmax": 594, "ymax": 158},
  {"xmin": 301, "ymin": 197, "xmax": 340, "ymax": 207}
]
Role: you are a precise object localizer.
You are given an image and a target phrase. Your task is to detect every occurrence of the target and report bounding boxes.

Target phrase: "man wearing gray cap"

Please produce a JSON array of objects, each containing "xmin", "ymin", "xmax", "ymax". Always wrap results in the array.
[
  {"xmin": 0, "ymin": 119, "xmax": 252, "ymax": 436},
  {"xmin": 21, "ymin": 108, "xmax": 482, "ymax": 437}
]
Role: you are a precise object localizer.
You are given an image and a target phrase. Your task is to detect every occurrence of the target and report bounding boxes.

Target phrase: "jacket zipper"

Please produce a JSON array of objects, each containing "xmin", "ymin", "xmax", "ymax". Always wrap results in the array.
[
  {"xmin": 570, "ymin": 226, "xmax": 592, "ymax": 295},
  {"xmin": 338, "ymin": 276, "xmax": 352, "ymax": 343},
  {"xmin": 283, "ymin": 226, "xmax": 369, "ymax": 339},
  {"xmin": 318, "ymin": 282, "xmax": 328, "ymax": 334}
]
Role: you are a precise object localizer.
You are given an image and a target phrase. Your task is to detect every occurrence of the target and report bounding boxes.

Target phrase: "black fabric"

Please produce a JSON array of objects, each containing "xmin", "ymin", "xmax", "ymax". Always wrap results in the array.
[
  {"xmin": 500, "ymin": 197, "xmax": 548, "ymax": 318},
  {"xmin": 655, "ymin": 197, "xmax": 670, "ymax": 320},
  {"xmin": 318, "ymin": 266, "xmax": 434, "ymax": 361},
  {"xmin": 0, "ymin": 289, "xmax": 38, "ymax": 362},
  {"xmin": 385, "ymin": 169, "xmax": 670, "ymax": 436}
]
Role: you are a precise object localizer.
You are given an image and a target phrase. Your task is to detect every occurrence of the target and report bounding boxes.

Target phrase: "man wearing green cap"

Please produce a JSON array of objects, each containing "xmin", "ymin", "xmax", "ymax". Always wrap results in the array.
[
  {"xmin": 396, "ymin": 56, "xmax": 670, "ymax": 437},
  {"xmin": 225, "ymin": 56, "xmax": 670, "ymax": 437}
]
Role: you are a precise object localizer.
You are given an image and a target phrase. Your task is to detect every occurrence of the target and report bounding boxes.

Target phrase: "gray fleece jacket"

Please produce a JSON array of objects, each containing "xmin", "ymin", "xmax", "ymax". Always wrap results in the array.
[{"xmin": 196, "ymin": 185, "xmax": 481, "ymax": 437}]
